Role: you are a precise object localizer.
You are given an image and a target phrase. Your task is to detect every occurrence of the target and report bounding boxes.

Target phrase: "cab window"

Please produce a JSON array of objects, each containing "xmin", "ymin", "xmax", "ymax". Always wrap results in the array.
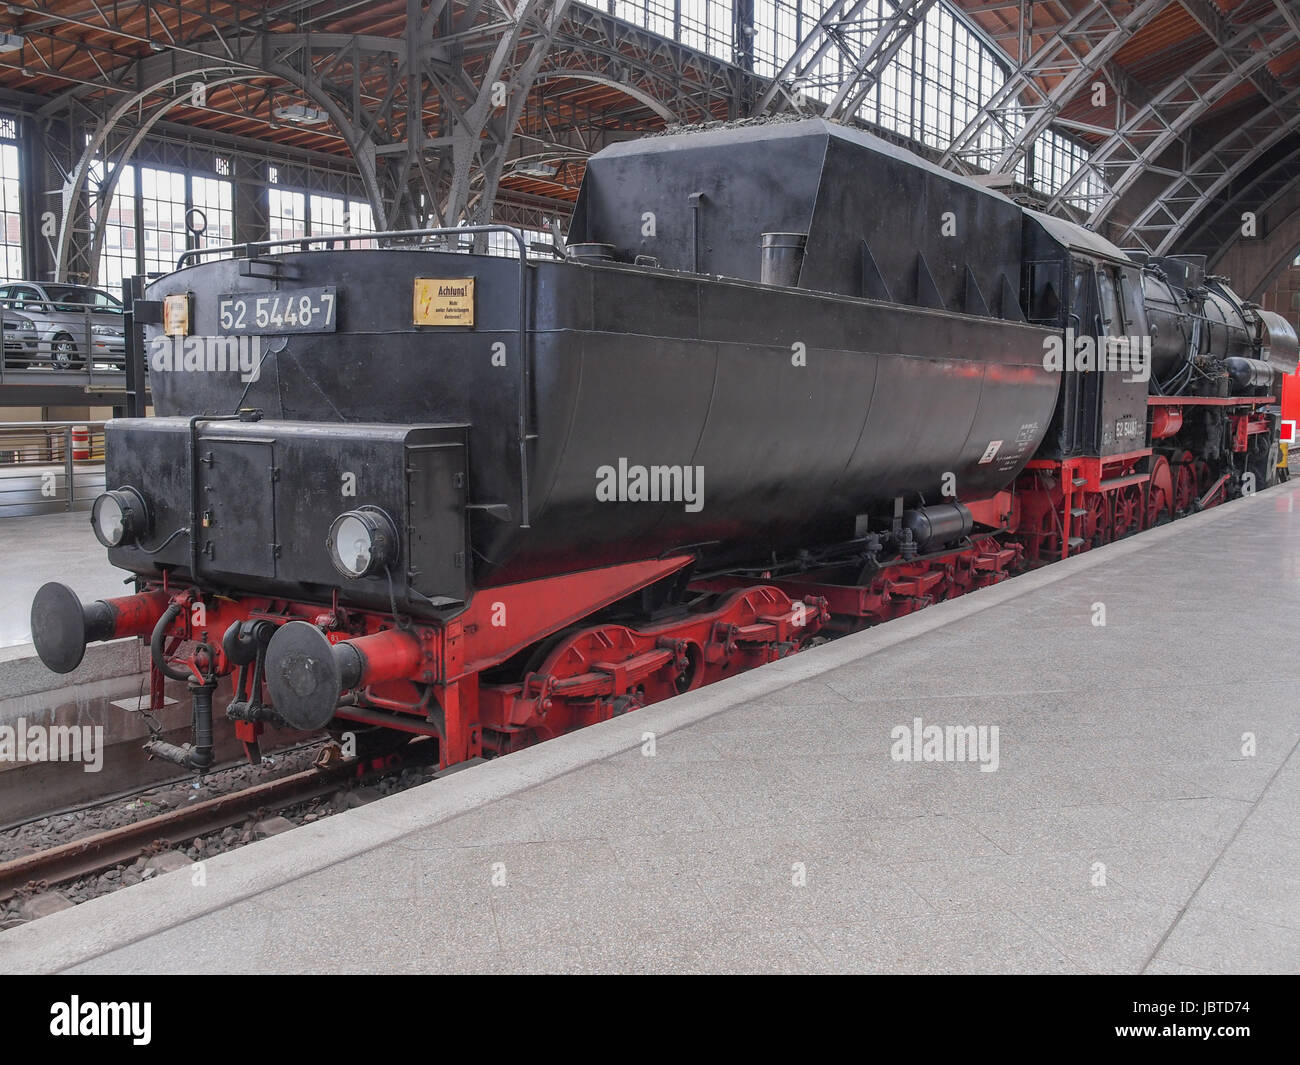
[
  {"xmin": 1071, "ymin": 265, "xmax": 1091, "ymax": 324},
  {"xmin": 1096, "ymin": 267, "xmax": 1122, "ymax": 336},
  {"xmin": 1117, "ymin": 268, "xmax": 1146, "ymax": 335}
]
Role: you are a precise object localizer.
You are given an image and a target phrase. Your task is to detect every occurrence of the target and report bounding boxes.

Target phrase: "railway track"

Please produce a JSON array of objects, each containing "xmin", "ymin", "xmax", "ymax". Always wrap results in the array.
[
  {"xmin": 0, "ymin": 738, "xmax": 327, "ymax": 836},
  {"xmin": 0, "ymin": 738, "xmax": 439, "ymax": 906}
]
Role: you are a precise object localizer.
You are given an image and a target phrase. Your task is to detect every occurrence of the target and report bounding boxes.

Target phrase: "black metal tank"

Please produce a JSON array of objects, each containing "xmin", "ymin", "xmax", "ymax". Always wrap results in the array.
[{"xmin": 110, "ymin": 120, "xmax": 1061, "ymax": 610}]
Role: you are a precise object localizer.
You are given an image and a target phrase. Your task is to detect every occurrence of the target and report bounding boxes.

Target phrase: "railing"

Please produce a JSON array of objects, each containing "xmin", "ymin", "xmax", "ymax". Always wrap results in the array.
[
  {"xmin": 0, "ymin": 303, "xmax": 133, "ymax": 389},
  {"xmin": 175, "ymin": 224, "xmax": 560, "ymax": 267},
  {"xmin": 0, "ymin": 421, "xmax": 107, "ymax": 517}
]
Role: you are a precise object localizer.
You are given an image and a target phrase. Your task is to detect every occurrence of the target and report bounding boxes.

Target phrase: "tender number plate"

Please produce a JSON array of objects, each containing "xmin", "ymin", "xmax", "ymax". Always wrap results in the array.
[{"xmin": 218, "ymin": 287, "xmax": 337, "ymax": 335}]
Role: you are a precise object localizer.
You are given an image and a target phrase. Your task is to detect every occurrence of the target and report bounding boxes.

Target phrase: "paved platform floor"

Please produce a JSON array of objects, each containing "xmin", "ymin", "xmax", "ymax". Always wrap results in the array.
[
  {"xmin": 2, "ymin": 482, "xmax": 1298, "ymax": 974},
  {"xmin": 0, "ymin": 510, "xmax": 125, "ymax": 648}
]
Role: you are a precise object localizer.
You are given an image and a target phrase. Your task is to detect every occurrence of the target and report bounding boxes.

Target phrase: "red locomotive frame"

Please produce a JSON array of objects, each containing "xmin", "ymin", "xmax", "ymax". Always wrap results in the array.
[
  {"xmin": 104, "ymin": 558, "xmax": 828, "ymax": 768},
  {"xmin": 71, "ymin": 389, "xmax": 1286, "ymax": 772}
]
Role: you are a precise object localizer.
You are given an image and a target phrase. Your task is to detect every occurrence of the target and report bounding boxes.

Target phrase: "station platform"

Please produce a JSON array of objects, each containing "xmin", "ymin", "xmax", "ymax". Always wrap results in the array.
[
  {"xmin": 0, "ymin": 510, "xmax": 121, "ymax": 649},
  {"xmin": 1, "ymin": 482, "xmax": 1297, "ymax": 974}
]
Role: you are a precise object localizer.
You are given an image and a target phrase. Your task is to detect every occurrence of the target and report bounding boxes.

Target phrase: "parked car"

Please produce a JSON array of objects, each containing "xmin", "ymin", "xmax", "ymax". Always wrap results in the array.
[
  {"xmin": 1, "ymin": 310, "xmax": 40, "ymax": 368},
  {"xmin": 0, "ymin": 282, "xmax": 126, "ymax": 370}
]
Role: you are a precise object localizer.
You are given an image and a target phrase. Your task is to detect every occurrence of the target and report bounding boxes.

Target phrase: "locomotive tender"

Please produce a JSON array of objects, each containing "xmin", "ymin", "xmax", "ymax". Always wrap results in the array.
[{"xmin": 30, "ymin": 118, "xmax": 1298, "ymax": 771}]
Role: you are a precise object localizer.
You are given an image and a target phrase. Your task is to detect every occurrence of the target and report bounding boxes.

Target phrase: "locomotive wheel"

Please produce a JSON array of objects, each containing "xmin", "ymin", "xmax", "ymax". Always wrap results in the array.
[
  {"xmin": 535, "ymin": 625, "xmax": 671, "ymax": 702},
  {"xmin": 1111, "ymin": 484, "xmax": 1142, "ymax": 540},
  {"xmin": 520, "ymin": 626, "xmax": 586, "ymax": 678},
  {"xmin": 524, "ymin": 624, "xmax": 703, "ymax": 698},
  {"xmin": 1171, "ymin": 453, "xmax": 1198, "ymax": 515},
  {"xmin": 1081, "ymin": 492, "xmax": 1112, "ymax": 548},
  {"xmin": 1144, "ymin": 455, "xmax": 1174, "ymax": 528}
]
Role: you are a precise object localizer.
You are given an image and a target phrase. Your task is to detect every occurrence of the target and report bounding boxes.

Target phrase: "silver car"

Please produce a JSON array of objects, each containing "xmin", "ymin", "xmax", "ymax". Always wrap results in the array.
[
  {"xmin": 1, "ymin": 310, "xmax": 40, "ymax": 368},
  {"xmin": 0, "ymin": 282, "xmax": 126, "ymax": 370}
]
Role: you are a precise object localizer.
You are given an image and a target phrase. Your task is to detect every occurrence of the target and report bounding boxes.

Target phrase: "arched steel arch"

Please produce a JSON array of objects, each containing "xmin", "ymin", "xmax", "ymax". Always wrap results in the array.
[
  {"xmin": 39, "ymin": 0, "xmax": 589, "ymax": 269},
  {"xmin": 1188, "ymin": 146, "xmax": 1300, "ymax": 269},
  {"xmin": 83, "ymin": 75, "xmax": 283, "ymax": 285},
  {"xmin": 541, "ymin": 4, "xmax": 737, "ymax": 126},
  {"xmin": 1116, "ymin": 85, "xmax": 1300, "ymax": 254},
  {"xmin": 49, "ymin": 52, "xmax": 391, "ymax": 279},
  {"xmin": 938, "ymin": 0, "xmax": 1167, "ymax": 178},
  {"xmin": 443, "ymin": 0, "xmax": 573, "ymax": 237},
  {"xmin": 532, "ymin": 72, "xmax": 678, "ymax": 124},
  {"xmin": 1047, "ymin": 8, "xmax": 1296, "ymax": 222}
]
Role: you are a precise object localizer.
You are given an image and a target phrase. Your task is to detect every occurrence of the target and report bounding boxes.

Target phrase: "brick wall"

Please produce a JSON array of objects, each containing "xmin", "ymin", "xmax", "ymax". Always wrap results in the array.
[{"xmin": 1258, "ymin": 260, "xmax": 1300, "ymax": 332}]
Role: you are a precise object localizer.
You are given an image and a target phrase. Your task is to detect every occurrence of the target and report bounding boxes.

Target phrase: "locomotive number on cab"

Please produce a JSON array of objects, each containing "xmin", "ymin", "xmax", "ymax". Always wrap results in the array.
[{"xmin": 217, "ymin": 287, "xmax": 338, "ymax": 335}]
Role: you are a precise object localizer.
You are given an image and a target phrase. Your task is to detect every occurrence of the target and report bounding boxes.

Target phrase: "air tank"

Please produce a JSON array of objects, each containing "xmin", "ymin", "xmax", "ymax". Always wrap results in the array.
[
  {"xmin": 901, "ymin": 502, "xmax": 974, "ymax": 550},
  {"xmin": 1224, "ymin": 357, "xmax": 1275, "ymax": 393}
]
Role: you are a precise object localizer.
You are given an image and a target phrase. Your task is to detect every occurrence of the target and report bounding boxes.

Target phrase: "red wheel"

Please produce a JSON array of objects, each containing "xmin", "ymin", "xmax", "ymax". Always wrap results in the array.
[
  {"xmin": 1145, "ymin": 455, "xmax": 1174, "ymax": 528},
  {"xmin": 1172, "ymin": 456, "xmax": 1198, "ymax": 515},
  {"xmin": 1111, "ymin": 484, "xmax": 1142, "ymax": 539},
  {"xmin": 1078, "ymin": 491, "xmax": 1112, "ymax": 549}
]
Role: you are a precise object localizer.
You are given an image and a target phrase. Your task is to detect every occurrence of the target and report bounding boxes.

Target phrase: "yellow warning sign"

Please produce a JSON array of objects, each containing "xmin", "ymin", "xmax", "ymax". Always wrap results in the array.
[
  {"xmin": 163, "ymin": 293, "xmax": 191, "ymax": 336},
  {"xmin": 413, "ymin": 277, "xmax": 475, "ymax": 326}
]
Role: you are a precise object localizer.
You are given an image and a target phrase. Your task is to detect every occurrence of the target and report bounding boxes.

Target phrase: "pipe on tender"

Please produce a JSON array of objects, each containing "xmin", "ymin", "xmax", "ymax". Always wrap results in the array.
[
  {"xmin": 151, "ymin": 601, "xmax": 192, "ymax": 682},
  {"xmin": 760, "ymin": 233, "xmax": 808, "ymax": 288}
]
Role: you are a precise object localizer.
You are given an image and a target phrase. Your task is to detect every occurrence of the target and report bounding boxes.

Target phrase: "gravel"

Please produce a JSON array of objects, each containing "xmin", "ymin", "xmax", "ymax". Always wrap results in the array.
[{"xmin": 0, "ymin": 745, "xmax": 437, "ymax": 927}]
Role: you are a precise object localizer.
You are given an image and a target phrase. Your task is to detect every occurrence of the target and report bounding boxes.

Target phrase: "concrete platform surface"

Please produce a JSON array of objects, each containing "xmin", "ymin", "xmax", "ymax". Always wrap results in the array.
[
  {"xmin": 2, "ymin": 482, "xmax": 1298, "ymax": 974},
  {"xmin": 0, "ymin": 510, "xmax": 125, "ymax": 648}
]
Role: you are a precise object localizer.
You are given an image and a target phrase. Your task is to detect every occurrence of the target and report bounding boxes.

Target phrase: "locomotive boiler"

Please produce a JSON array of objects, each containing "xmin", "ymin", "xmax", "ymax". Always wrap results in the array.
[{"xmin": 29, "ymin": 117, "xmax": 1295, "ymax": 773}]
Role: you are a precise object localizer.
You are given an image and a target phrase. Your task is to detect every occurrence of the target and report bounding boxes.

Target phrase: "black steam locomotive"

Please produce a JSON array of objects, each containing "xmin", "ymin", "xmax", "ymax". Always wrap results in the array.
[{"xmin": 30, "ymin": 118, "xmax": 1297, "ymax": 771}]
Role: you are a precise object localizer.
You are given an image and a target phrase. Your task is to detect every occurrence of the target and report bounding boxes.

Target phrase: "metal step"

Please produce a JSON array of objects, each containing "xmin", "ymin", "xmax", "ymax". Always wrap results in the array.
[
  {"xmin": 1069, "ymin": 507, "xmax": 1088, "ymax": 517},
  {"xmin": 1072, "ymin": 477, "xmax": 1088, "ymax": 487},
  {"xmin": 1067, "ymin": 536, "xmax": 1085, "ymax": 549},
  {"xmin": 1098, "ymin": 473, "xmax": 1149, "ymax": 491}
]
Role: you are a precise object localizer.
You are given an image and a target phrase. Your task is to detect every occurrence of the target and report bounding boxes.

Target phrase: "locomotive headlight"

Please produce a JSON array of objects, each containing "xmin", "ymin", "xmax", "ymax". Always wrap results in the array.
[
  {"xmin": 91, "ymin": 487, "xmax": 150, "ymax": 548},
  {"xmin": 326, "ymin": 507, "xmax": 400, "ymax": 579}
]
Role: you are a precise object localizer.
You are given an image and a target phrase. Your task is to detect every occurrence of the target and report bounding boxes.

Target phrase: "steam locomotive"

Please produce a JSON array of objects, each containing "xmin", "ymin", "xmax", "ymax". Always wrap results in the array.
[{"xmin": 29, "ymin": 118, "xmax": 1298, "ymax": 772}]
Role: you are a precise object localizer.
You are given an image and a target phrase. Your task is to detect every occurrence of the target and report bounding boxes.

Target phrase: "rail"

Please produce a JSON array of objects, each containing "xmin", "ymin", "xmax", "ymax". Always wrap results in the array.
[
  {"xmin": 175, "ymin": 224, "xmax": 536, "ymax": 528},
  {"xmin": 0, "ymin": 420, "xmax": 107, "ymax": 516}
]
